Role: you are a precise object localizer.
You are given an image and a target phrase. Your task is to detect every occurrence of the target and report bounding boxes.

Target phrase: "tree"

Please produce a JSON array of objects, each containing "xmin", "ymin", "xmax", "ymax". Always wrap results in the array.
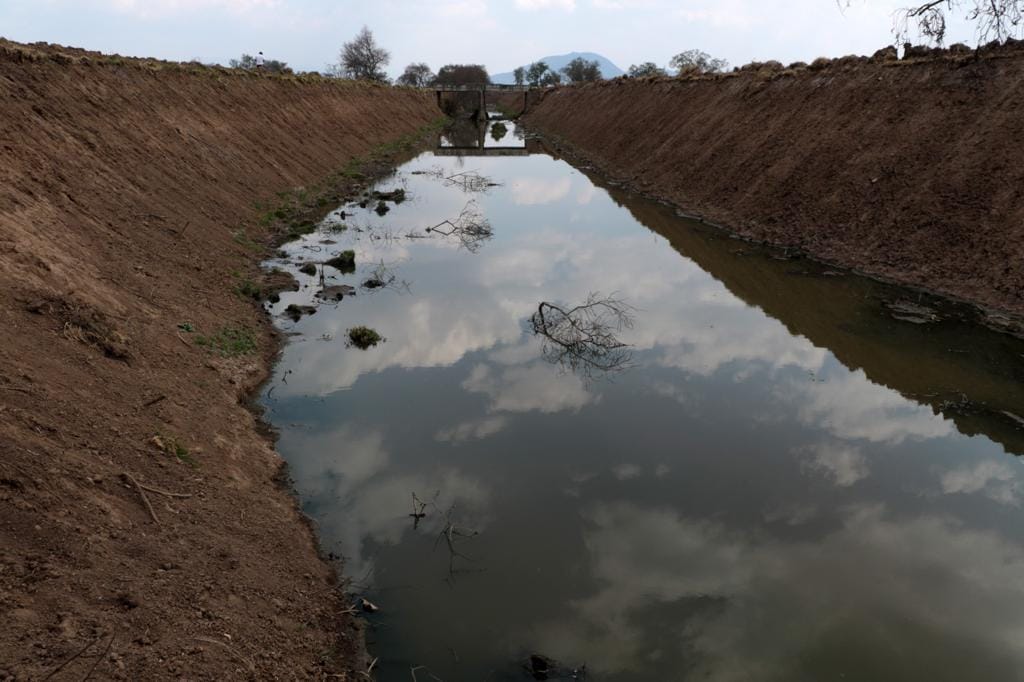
[
  {"xmin": 843, "ymin": 1, "xmax": 1023, "ymax": 44},
  {"xmin": 513, "ymin": 66, "xmax": 526, "ymax": 85},
  {"xmin": 526, "ymin": 61, "xmax": 551, "ymax": 86},
  {"xmin": 627, "ymin": 62, "xmax": 667, "ymax": 78},
  {"xmin": 669, "ymin": 49, "xmax": 728, "ymax": 75},
  {"xmin": 539, "ymin": 70, "xmax": 562, "ymax": 86},
  {"xmin": 229, "ymin": 53, "xmax": 290, "ymax": 74},
  {"xmin": 561, "ymin": 57, "xmax": 603, "ymax": 82},
  {"xmin": 397, "ymin": 62, "xmax": 434, "ymax": 87},
  {"xmin": 337, "ymin": 26, "xmax": 390, "ymax": 82},
  {"xmin": 433, "ymin": 64, "xmax": 490, "ymax": 86}
]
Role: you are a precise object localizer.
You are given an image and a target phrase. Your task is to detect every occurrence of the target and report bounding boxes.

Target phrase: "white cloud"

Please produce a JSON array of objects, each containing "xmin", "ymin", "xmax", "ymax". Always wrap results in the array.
[
  {"xmin": 800, "ymin": 442, "xmax": 869, "ymax": 487},
  {"xmin": 462, "ymin": 362, "xmax": 595, "ymax": 414},
  {"xmin": 435, "ymin": 415, "xmax": 509, "ymax": 443},
  {"xmin": 612, "ymin": 463, "xmax": 642, "ymax": 480},
  {"xmin": 107, "ymin": 0, "xmax": 278, "ymax": 17},
  {"xmin": 509, "ymin": 177, "xmax": 573, "ymax": 205},
  {"xmin": 438, "ymin": 0, "xmax": 488, "ymax": 17},
  {"xmin": 941, "ymin": 459, "xmax": 1021, "ymax": 506},
  {"xmin": 524, "ymin": 501, "xmax": 1024, "ymax": 678},
  {"xmin": 785, "ymin": 369, "xmax": 953, "ymax": 445},
  {"xmin": 515, "ymin": 0, "xmax": 576, "ymax": 10}
]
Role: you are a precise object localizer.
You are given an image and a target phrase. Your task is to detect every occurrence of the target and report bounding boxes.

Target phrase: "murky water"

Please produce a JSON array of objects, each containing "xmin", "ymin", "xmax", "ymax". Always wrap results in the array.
[{"xmin": 262, "ymin": 122, "xmax": 1024, "ymax": 681}]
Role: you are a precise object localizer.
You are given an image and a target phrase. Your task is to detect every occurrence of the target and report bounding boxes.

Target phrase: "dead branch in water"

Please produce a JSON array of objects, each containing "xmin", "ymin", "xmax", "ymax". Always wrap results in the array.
[
  {"xmin": 530, "ymin": 293, "xmax": 636, "ymax": 377},
  {"xmin": 418, "ymin": 165, "xmax": 500, "ymax": 194},
  {"xmin": 432, "ymin": 504, "xmax": 479, "ymax": 577},
  {"xmin": 426, "ymin": 201, "xmax": 493, "ymax": 253}
]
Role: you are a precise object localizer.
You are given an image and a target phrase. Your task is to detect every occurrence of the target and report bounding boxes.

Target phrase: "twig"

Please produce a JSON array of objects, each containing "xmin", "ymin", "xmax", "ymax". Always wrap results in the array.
[
  {"xmin": 123, "ymin": 473, "xmax": 159, "ymax": 524},
  {"xmin": 42, "ymin": 636, "xmax": 101, "ymax": 681},
  {"xmin": 142, "ymin": 394, "xmax": 166, "ymax": 408},
  {"xmin": 138, "ymin": 483, "xmax": 192, "ymax": 499},
  {"xmin": 0, "ymin": 385, "xmax": 32, "ymax": 393},
  {"xmin": 193, "ymin": 637, "xmax": 256, "ymax": 673},
  {"xmin": 175, "ymin": 333, "xmax": 191, "ymax": 348},
  {"xmin": 81, "ymin": 634, "xmax": 115, "ymax": 681}
]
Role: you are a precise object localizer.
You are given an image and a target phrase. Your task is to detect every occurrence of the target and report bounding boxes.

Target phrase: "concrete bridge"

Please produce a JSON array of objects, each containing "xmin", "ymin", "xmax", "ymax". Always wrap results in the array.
[
  {"xmin": 434, "ymin": 84, "xmax": 533, "ymax": 121},
  {"xmin": 435, "ymin": 121, "xmax": 542, "ymax": 157}
]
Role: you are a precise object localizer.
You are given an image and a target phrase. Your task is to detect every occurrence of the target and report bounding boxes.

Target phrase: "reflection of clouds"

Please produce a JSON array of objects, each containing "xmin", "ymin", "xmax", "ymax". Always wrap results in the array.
[
  {"xmin": 283, "ymin": 424, "xmax": 489, "ymax": 580},
  {"xmin": 784, "ymin": 369, "xmax": 953, "ymax": 444},
  {"xmin": 434, "ymin": 415, "xmax": 509, "ymax": 444},
  {"xmin": 763, "ymin": 502, "xmax": 817, "ymax": 526},
  {"xmin": 533, "ymin": 501, "xmax": 1024, "ymax": 680},
  {"xmin": 800, "ymin": 442, "xmax": 869, "ymax": 487},
  {"xmin": 509, "ymin": 177, "xmax": 572, "ymax": 205},
  {"xmin": 941, "ymin": 459, "xmax": 1020, "ymax": 506},
  {"xmin": 612, "ymin": 463, "xmax": 642, "ymax": 480},
  {"xmin": 462, "ymin": 362, "xmax": 594, "ymax": 414}
]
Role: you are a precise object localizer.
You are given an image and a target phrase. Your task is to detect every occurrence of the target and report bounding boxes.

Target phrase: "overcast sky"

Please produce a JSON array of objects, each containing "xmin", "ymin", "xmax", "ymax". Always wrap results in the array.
[{"xmin": 0, "ymin": 0, "xmax": 979, "ymax": 76}]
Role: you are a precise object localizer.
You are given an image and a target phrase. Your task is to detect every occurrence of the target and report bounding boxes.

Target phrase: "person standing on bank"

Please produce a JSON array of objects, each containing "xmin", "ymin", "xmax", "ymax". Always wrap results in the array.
[{"xmin": 255, "ymin": 51, "xmax": 265, "ymax": 72}]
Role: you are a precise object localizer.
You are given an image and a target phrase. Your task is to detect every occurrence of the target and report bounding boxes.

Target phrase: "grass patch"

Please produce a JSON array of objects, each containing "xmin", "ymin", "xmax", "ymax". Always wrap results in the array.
[
  {"xmin": 152, "ymin": 434, "xmax": 197, "ymax": 468},
  {"xmin": 299, "ymin": 262, "xmax": 318, "ymax": 276},
  {"xmin": 347, "ymin": 326, "xmax": 384, "ymax": 349},
  {"xmin": 195, "ymin": 325, "xmax": 258, "ymax": 357},
  {"xmin": 234, "ymin": 279, "xmax": 262, "ymax": 300}
]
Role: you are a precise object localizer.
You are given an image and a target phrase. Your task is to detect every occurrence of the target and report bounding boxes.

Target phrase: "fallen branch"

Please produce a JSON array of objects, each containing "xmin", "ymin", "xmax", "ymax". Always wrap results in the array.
[
  {"xmin": 123, "ymin": 473, "xmax": 159, "ymax": 524},
  {"xmin": 193, "ymin": 636, "xmax": 256, "ymax": 674},
  {"xmin": 138, "ymin": 483, "xmax": 192, "ymax": 499},
  {"xmin": 81, "ymin": 634, "xmax": 115, "ymax": 681},
  {"xmin": 42, "ymin": 636, "xmax": 101, "ymax": 681}
]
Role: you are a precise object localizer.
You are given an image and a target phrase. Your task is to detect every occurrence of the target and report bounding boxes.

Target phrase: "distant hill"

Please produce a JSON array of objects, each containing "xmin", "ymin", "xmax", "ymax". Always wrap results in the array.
[{"xmin": 491, "ymin": 52, "xmax": 624, "ymax": 84}]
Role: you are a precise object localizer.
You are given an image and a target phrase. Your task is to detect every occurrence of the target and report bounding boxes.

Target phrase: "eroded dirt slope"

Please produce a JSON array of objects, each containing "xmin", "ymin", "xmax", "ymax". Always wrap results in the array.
[
  {"xmin": 0, "ymin": 41, "xmax": 438, "ymax": 679},
  {"xmin": 525, "ymin": 46, "xmax": 1024, "ymax": 318}
]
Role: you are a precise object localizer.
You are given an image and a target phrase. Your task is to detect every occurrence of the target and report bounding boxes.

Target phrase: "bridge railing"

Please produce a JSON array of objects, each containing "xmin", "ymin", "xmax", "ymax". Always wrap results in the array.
[{"xmin": 433, "ymin": 84, "xmax": 532, "ymax": 92}]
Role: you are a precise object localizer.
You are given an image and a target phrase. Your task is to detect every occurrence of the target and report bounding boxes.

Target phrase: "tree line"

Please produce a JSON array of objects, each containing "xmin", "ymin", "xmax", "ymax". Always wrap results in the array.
[{"xmin": 228, "ymin": 5, "xmax": 1024, "ymax": 84}]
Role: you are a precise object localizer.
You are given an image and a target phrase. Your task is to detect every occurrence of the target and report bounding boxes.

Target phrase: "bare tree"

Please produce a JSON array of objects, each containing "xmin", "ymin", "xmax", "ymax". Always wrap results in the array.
[
  {"xmin": 843, "ymin": 1, "xmax": 1023, "ymax": 44},
  {"xmin": 669, "ymin": 49, "xmax": 729, "ymax": 75},
  {"xmin": 397, "ymin": 62, "xmax": 434, "ymax": 87},
  {"xmin": 337, "ymin": 26, "xmax": 390, "ymax": 82},
  {"xmin": 529, "ymin": 294, "xmax": 635, "ymax": 376}
]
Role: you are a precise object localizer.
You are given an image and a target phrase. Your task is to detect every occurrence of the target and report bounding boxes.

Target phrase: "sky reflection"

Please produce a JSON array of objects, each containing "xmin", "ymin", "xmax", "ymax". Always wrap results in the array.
[{"xmin": 263, "ymin": 124, "xmax": 1024, "ymax": 680}]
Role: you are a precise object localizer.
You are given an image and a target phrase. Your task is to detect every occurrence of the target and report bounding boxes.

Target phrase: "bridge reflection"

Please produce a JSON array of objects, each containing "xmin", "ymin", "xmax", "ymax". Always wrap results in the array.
[{"xmin": 436, "ymin": 120, "xmax": 540, "ymax": 157}]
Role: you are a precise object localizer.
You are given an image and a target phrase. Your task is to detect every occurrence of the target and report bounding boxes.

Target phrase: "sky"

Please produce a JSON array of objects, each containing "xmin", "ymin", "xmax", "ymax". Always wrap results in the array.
[{"xmin": 0, "ymin": 0, "xmax": 980, "ymax": 77}]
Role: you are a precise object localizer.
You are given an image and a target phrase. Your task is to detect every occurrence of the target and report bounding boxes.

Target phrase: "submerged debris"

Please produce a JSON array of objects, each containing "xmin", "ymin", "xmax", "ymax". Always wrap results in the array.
[
  {"xmin": 885, "ymin": 299, "xmax": 940, "ymax": 324},
  {"xmin": 317, "ymin": 284, "xmax": 356, "ymax": 301},
  {"xmin": 524, "ymin": 653, "xmax": 587, "ymax": 680},
  {"xmin": 325, "ymin": 250, "xmax": 356, "ymax": 273},
  {"xmin": 371, "ymin": 188, "xmax": 406, "ymax": 203},
  {"xmin": 298, "ymin": 262, "xmax": 317, "ymax": 276},
  {"xmin": 284, "ymin": 304, "xmax": 317, "ymax": 322}
]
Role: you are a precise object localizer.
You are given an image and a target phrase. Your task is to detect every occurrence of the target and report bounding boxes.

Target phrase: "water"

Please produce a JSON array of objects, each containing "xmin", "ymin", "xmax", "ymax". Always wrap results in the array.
[{"xmin": 262, "ymin": 122, "xmax": 1024, "ymax": 681}]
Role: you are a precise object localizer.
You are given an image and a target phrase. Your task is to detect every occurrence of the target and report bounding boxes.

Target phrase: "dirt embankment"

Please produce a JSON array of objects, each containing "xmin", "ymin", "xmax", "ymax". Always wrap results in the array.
[
  {"xmin": 0, "ymin": 40, "xmax": 439, "ymax": 679},
  {"xmin": 524, "ymin": 45, "xmax": 1024, "ymax": 319}
]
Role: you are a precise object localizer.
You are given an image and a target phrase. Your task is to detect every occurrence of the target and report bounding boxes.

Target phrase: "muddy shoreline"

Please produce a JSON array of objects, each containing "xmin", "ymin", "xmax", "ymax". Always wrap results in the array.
[
  {"xmin": 523, "ymin": 44, "xmax": 1024, "ymax": 324},
  {"xmin": 0, "ymin": 39, "xmax": 440, "ymax": 679},
  {"xmin": 533, "ymin": 131, "xmax": 1024, "ymax": 339}
]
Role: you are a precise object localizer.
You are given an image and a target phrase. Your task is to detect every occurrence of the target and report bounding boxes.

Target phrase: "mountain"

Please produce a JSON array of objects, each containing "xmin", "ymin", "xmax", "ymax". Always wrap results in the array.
[{"xmin": 491, "ymin": 52, "xmax": 624, "ymax": 84}]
